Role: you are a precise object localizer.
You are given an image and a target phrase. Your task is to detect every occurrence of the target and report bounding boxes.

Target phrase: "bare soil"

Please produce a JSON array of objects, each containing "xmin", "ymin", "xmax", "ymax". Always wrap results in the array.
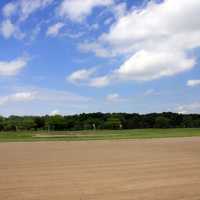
[{"xmin": 1, "ymin": 137, "xmax": 200, "ymax": 200}]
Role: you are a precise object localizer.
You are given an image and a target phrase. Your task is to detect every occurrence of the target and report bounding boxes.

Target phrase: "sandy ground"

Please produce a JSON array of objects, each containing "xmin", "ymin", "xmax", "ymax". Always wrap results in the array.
[{"xmin": 0, "ymin": 137, "xmax": 200, "ymax": 200}]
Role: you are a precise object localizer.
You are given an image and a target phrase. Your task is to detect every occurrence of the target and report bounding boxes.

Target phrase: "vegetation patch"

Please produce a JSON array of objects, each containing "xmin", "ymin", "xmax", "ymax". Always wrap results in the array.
[{"xmin": 0, "ymin": 128, "xmax": 200, "ymax": 142}]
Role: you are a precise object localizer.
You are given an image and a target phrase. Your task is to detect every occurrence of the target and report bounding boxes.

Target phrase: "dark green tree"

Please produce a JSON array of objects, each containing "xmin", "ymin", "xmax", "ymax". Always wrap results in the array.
[{"xmin": 154, "ymin": 116, "xmax": 170, "ymax": 128}]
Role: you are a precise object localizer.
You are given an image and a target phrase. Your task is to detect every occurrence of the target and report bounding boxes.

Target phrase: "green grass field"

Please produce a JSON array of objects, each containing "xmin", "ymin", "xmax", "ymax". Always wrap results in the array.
[{"xmin": 0, "ymin": 128, "xmax": 200, "ymax": 142}]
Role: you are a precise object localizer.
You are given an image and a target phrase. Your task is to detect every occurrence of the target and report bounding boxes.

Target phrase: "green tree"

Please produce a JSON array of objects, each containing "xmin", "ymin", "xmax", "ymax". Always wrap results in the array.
[
  {"xmin": 34, "ymin": 117, "xmax": 45, "ymax": 130},
  {"xmin": 193, "ymin": 119, "xmax": 200, "ymax": 128},
  {"xmin": 21, "ymin": 118, "xmax": 36, "ymax": 130},
  {"xmin": 182, "ymin": 116, "xmax": 194, "ymax": 128},
  {"xmin": 0, "ymin": 116, "xmax": 4, "ymax": 131},
  {"xmin": 46, "ymin": 115, "xmax": 66, "ymax": 131},
  {"xmin": 154, "ymin": 116, "xmax": 170, "ymax": 128},
  {"xmin": 104, "ymin": 116, "xmax": 122, "ymax": 129}
]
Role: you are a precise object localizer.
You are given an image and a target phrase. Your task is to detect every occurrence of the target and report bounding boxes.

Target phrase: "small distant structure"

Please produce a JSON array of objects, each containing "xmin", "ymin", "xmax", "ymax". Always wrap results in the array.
[{"xmin": 92, "ymin": 123, "xmax": 96, "ymax": 130}]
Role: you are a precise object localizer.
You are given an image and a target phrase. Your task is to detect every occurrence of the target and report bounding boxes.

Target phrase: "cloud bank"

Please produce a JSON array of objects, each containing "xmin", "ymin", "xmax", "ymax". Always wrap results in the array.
[{"xmin": 75, "ymin": 0, "xmax": 200, "ymax": 87}]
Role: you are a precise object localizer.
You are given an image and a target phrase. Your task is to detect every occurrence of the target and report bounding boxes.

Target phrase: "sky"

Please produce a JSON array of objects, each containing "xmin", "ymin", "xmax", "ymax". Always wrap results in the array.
[{"xmin": 0, "ymin": 0, "xmax": 200, "ymax": 116}]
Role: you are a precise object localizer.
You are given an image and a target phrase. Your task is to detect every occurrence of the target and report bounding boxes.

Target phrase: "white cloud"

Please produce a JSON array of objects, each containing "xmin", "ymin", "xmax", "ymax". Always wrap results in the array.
[
  {"xmin": 115, "ymin": 50, "xmax": 195, "ymax": 81},
  {"xmin": 18, "ymin": 0, "xmax": 54, "ymax": 21},
  {"xmin": 89, "ymin": 76, "xmax": 110, "ymax": 87},
  {"xmin": 187, "ymin": 79, "xmax": 200, "ymax": 87},
  {"xmin": 64, "ymin": 31, "xmax": 84, "ymax": 39},
  {"xmin": 111, "ymin": 2, "xmax": 127, "ymax": 19},
  {"xmin": 82, "ymin": 0, "xmax": 200, "ymax": 86},
  {"xmin": 105, "ymin": 93, "xmax": 128, "ymax": 103},
  {"xmin": 101, "ymin": 0, "xmax": 200, "ymax": 50},
  {"xmin": 0, "ymin": 57, "xmax": 28, "ymax": 76},
  {"xmin": 1, "ymin": 88, "xmax": 90, "ymax": 105},
  {"xmin": 0, "ymin": 87, "xmax": 90, "ymax": 104},
  {"xmin": 0, "ymin": 19, "xmax": 24, "ymax": 39},
  {"xmin": 12, "ymin": 92, "xmax": 36, "ymax": 101},
  {"xmin": 177, "ymin": 102, "xmax": 200, "ymax": 114},
  {"xmin": 0, "ymin": 19, "xmax": 15, "ymax": 39},
  {"xmin": 87, "ymin": 50, "xmax": 195, "ymax": 87},
  {"xmin": 46, "ymin": 22, "xmax": 64, "ymax": 37},
  {"xmin": 0, "ymin": 92, "xmax": 36, "ymax": 106},
  {"xmin": 106, "ymin": 93, "xmax": 121, "ymax": 102},
  {"xmin": 0, "ymin": 87, "xmax": 91, "ymax": 115},
  {"xmin": 67, "ymin": 68, "xmax": 95, "ymax": 84},
  {"xmin": 67, "ymin": 68, "xmax": 111, "ymax": 87},
  {"xmin": 58, "ymin": 0, "xmax": 113, "ymax": 22},
  {"xmin": 28, "ymin": 24, "xmax": 42, "ymax": 42},
  {"xmin": 144, "ymin": 89, "xmax": 157, "ymax": 96},
  {"xmin": 2, "ymin": 0, "xmax": 53, "ymax": 21},
  {"xmin": 2, "ymin": 2, "xmax": 17, "ymax": 17},
  {"xmin": 1, "ymin": 0, "xmax": 53, "ymax": 40},
  {"xmin": 79, "ymin": 42, "xmax": 114, "ymax": 58}
]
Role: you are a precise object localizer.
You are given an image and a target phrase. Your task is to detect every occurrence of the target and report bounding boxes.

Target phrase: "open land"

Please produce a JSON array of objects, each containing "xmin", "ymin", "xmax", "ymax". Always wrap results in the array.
[{"xmin": 0, "ymin": 136, "xmax": 200, "ymax": 200}]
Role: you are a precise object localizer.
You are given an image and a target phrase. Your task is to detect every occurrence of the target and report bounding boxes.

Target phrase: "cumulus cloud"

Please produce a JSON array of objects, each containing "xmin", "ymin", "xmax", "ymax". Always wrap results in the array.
[
  {"xmin": 187, "ymin": 79, "xmax": 200, "ymax": 87},
  {"xmin": 80, "ymin": 0, "xmax": 200, "ymax": 86},
  {"xmin": 67, "ymin": 68, "xmax": 95, "ymax": 84},
  {"xmin": 85, "ymin": 49, "xmax": 194, "ymax": 87},
  {"xmin": 115, "ymin": 50, "xmax": 195, "ymax": 81},
  {"xmin": 58, "ymin": 0, "xmax": 113, "ymax": 22},
  {"xmin": 101, "ymin": 0, "xmax": 200, "ymax": 50},
  {"xmin": 46, "ymin": 22, "xmax": 64, "ymax": 37},
  {"xmin": 0, "ymin": 57, "xmax": 28, "ymax": 76},
  {"xmin": 67, "ymin": 69, "xmax": 111, "ymax": 87}
]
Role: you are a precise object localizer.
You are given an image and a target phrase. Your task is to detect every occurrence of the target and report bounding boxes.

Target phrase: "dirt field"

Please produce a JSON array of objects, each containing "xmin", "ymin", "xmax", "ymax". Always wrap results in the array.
[{"xmin": 0, "ymin": 138, "xmax": 200, "ymax": 200}]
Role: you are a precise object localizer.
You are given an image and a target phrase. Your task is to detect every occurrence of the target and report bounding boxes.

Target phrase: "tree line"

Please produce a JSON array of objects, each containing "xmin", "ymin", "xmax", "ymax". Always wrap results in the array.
[{"xmin": 0, "ymin": 112, "xmax": 200, "ymax": 132}]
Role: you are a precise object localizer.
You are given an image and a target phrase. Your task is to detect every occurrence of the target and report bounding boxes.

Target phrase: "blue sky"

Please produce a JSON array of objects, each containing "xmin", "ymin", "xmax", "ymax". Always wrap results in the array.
[{"xmin": 0, "ymin": 0, "xmax": 200, "ymax": 116}]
